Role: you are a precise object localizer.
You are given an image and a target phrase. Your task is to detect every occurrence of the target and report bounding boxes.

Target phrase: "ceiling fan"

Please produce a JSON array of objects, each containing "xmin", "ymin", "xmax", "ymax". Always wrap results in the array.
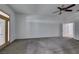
[{"xmin": 53, "ymin": 4, "xmax": 76, "ymax": 15}]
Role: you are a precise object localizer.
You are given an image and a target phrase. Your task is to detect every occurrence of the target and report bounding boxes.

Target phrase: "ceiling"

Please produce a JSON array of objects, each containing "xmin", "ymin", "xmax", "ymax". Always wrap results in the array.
[{"xmin": 8, "ymin": 4, "xmax": 79, "ymax": 22}]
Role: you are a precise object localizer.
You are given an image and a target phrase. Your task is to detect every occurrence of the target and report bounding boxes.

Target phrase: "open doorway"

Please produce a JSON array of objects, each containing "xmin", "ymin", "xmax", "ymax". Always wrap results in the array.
[
  {"xmin": 62, "ymin": 23, "xmax": 74, "ymax": 38},
  {"xmin": 0, "ymin": 10, "xmax": 9, "ymax": 48}
]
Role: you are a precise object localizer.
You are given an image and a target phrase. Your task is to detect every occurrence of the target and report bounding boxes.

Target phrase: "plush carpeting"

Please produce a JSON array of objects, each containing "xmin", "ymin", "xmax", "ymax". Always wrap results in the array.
[{"xmin": 0, "ymin": 37, "xmax": 79, "ymax": 54}]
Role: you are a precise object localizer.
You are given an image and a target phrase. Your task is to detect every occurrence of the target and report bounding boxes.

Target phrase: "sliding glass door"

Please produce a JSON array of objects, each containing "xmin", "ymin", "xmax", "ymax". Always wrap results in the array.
[
  {"xmin": 0, "ymin": 10, "xmax": 9, "ymax": 47},
  {"xmin": 0, "ymin": 18, "xmax": 6, "ymax": 46}
]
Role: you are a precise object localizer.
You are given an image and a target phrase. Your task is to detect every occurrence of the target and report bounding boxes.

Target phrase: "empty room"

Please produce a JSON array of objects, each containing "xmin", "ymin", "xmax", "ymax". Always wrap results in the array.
[{"xmin": 0, "ymin": 4, "xmax": 79, "ymax": 54}]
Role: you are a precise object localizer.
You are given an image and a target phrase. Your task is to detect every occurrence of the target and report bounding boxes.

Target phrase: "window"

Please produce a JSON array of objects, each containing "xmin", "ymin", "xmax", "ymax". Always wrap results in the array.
[
  {"xmin": 62, "ymin": 23, "xmax": 74, "ymax": 38},
  {"xmin": 0, "ymin": 10, "xmax": 9, "ymax": 47},
  {"xmin": 0, "ymin": 19, "xmax": 5, "ymax": 45}
]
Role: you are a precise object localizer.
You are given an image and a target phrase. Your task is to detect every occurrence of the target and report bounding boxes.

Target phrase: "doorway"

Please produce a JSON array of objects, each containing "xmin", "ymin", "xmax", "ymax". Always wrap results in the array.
[
  {"xmin": 0, "ymin": 10, "xmax": 9, "ymax": 48},
  {"xmin": 62, "ymin": 23, "xmax": 74, "ymax": 38}
]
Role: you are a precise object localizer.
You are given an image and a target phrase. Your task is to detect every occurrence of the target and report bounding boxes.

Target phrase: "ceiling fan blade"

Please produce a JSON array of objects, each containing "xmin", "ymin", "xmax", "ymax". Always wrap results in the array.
[
  {"xmin": 57, "ymin": 7, "xmax": 62, "ymax": 10},
  {"xmin": 65, "ymin": 4, "xmax": 76, "ymax": 9},
  {"xmin": 65, "ymin": 9, "xmax": 72, "ymax": 11}
]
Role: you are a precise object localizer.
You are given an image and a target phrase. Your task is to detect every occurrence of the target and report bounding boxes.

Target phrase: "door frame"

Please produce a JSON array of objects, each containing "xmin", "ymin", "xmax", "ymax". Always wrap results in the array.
[{"xmin": 0, "ymin": 10, "xmax": 9, "ymax": 49}]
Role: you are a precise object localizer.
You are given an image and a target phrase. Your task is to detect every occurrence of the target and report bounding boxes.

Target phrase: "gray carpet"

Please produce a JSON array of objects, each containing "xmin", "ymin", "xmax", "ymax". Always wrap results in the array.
[{"xmin": 0, "ymin": 37, "xmax": 79, "ymax": 54}]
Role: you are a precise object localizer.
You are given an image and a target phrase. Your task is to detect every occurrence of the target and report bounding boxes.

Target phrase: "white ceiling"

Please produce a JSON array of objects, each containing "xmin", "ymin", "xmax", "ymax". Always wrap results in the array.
[{"xmin": 9, "ymin": 4, "xmax": 79, "ymax": 22}]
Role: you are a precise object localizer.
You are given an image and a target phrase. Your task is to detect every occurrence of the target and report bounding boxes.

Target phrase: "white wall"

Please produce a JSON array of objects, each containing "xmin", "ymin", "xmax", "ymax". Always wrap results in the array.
[
  {"xmin": 74, "ymin": 21, "xmax": 79, "ymax": 40},
  {"xmin": 0, "ymin": 4, "xmax": 15, "ymax": 42},
  {"xmin": 15, "ymin": 14, "xmax": 61, "ymax": 39}
]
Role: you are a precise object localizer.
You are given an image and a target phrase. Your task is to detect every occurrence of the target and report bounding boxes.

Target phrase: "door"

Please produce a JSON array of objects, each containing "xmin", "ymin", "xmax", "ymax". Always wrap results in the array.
[
  {"xmin": 0, "ymin": 10, "xmax": 9, "ymax": 48},
  {"xmin": 0, "ymin": 18, "xmax": 6, "ymax": 46}
]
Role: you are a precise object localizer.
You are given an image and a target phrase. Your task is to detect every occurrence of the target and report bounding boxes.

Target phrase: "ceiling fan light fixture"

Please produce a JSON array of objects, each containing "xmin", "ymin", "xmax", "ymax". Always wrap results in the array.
[{"xmin": 53, "ymin": 4, "xmax": 76, "ymax": 15}]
